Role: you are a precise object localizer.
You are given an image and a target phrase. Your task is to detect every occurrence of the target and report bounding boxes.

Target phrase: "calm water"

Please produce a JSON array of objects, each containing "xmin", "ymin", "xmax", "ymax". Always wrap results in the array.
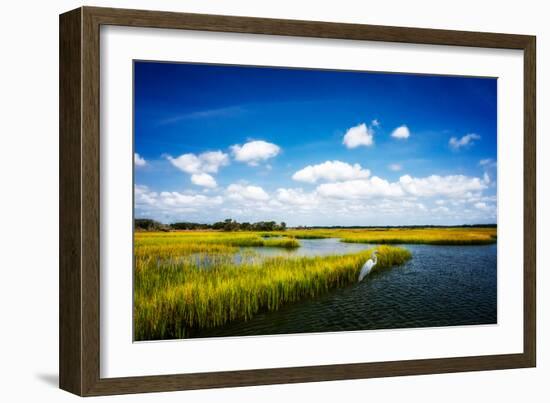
[
  {"xmin": 247, "ymin": 238, "xmax": 375, "ymax": 257},
  {"xmin": 189, "ymin": 239, "xmax": 497, "ymax": 338}
]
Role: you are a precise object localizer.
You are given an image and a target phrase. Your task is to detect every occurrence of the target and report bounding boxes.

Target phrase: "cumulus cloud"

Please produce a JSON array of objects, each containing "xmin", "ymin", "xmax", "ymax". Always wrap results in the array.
[
  {"xmin": 167, "ymin": 151, "xmax": 229, "ymax": 174},
  {"xmin": 342, "ymin": 123, "xmax": 374, "ymax": 148},
  {"xmin": 199, "ymin": 151, "xmax": 230, "ymax": 172},
  {"xmin": 276, "ymin": 188, "xmax": 319, "ymax": 207},
  {"xmin": 191, "ymin": 173, "xmax": 217, "ymax": 188},
  {"xmin": 134, "ymin": 153, "xmax": 147, "ymax": 167},
  {"xmin": 166, "ymin": 151, "xmax": 228, "ymax": 188},
  {"xmin": 226, "ymin": 184, "xmax": 269, "ymax": 201},
  {"xmin": 135, "ymin": 185, "xmax": 223, "ymax": 210},
  {"xmin": 167, "ymin": 153, "xmax": 201, "ymax": 174},
  {"xmin": 231, "ymin": 140, "xmax": 280, "ymax": 166},
  {"xmin": 388, "ymin": 163, "xmax": 402, "ymax": 172},
  {"xmin": 316, "ymin": 173, "xmax": 487, "ymax": 200},
  {"xmin": 449, "ymin": 133, "xmax": 481, "ymax": 150},
  {"xmin": 135, "ymin": 184, "xmax": 157, "ymax": 205},
  {"xmin": 292, "ymin": 160, "xmax": 371, "ymax": 183},
  {"xmin": 391, "ymin": 125, "xmax": 410, "ymax": 139},
  {"xmin": 159, "ymin": 191, "xmax": 223, "ymax": 207},
  {"xmin": 317, "ymin": 176, "xmax": 404, "ymax": 199},
  {"xmin": 399, "ymin": 174, "xmax": 487, "ymax": 197},
  {"xmin": 135, "ymin": 163, "xmax": 496, "ymax": 225}
]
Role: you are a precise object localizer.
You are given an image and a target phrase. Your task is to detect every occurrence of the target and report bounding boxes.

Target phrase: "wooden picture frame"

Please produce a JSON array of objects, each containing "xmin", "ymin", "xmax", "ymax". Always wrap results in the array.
[{"xmin": 59, "ymin": 6, "xmax": 536, "ymax": 396}]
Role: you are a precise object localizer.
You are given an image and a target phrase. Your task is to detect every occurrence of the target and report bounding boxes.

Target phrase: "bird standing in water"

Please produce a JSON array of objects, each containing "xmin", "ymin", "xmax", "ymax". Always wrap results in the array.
[{"xmin": 358, "ymin": 250, "xmax": 378, "ymax": 282}]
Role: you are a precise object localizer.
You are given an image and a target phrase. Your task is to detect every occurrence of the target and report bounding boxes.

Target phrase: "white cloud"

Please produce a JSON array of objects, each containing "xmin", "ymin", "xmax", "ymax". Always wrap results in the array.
[
  {"xmin": 160, "ymin": 191, "xmax": 223, "ymax": 207},
  {"xmin": 449, "ymin": 133, "xmax": 481, "ymax": 150},
  {"xmin": 371, "ymin": 119, "xmax": 380, "ymax": 127},
  {"xmin": 388, "ymin": 163, "xmax": 402, "ymax": 172},
  {"xmin": 227, "ymin": 184, "xmax": 269, "ymax": 201},
  {"xmin": 316, "ymin": 173, "xmax": 487, "ymax": 200},
  {"xmin": 134, "ymin": 185, "xmax": 223, "ymax": 210},
  {"xmin": 391, "ymin": 125, "xmax": 410, "ymax": 139},
  {"xmin": 134, "ymin": 153, "xmax": 147, "ymax": 167},
  {"xmin": 317, "ymin": 176, "xmax": 404, "ymax": 199},
  {"xmin": 168, "ymin": 153, "xmax": 201, "ymax": 174},
  {"xmin": 399, "ymin": 174, "xmax": 487, "ymax": 197},
  {"xmin": 135, "ymin": 184, "xmax": 157, "ymax": 205},
  {"xmin": 135, "ymin": 166, "xmax": 496, "ymax": 225},
  {"xmin": 276, "ymin": 188, "xmax": 319, "ymax": 207},
  {"xmin": 292, "ymin": 160, "xmax": 371, "ymax": 183},
  {"xmin": 342, "ymin": 123, "xmax": 373, "ymax": 148},
  {"xmin": 167, "ymin": 151, "xmax": 229, "ymax": 174},
  {"xmin": 166, "ymin": 151, "xmax": 229, "ymax": 188},
  {"xmin": 199, "ymin": 151, "xmax": 230, "ymax": 173},
  {"xmin": 231, "ymin": 140, "xmax": 280, "ymax": 166},
  {"xmin": 191, "ymin": 173, "xmax": 217, "ymax": 188}
]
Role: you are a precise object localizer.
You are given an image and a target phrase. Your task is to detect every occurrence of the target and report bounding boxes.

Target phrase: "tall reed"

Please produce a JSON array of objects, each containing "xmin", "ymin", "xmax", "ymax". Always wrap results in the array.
[{"xmin": 134, "ymin": 245, "xmax": 411, "ymax": 340}]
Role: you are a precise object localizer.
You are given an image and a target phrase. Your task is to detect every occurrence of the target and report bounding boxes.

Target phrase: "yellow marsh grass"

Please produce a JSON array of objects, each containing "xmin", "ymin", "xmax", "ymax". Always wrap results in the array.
[
  {"xmin": 136, "ymin": 230, "xmax": 301, "ymax": 246},
  {"xmin": 133, "ymin": 227, "xmax": 494, "ymax": 340},
  {"xmin": 134, "ymin": 235, "xmax": 411, "ymax": 340},
  {"xmin": 135, "ymin": 231, "xmax": 299, "ymax": 260},
  {"xmin": 283, "ymin": 227, "xmax": 497, "ymax": 245}
]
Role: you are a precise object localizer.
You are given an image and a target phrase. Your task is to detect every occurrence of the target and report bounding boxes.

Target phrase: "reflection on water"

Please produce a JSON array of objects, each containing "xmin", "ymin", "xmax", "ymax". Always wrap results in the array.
[
  {"xmin": 189, "ymin": 242, "xmax": 497, "ymax": 338},
  {"xmin": 165, "ymin": 238, "xmax": 376, "ymax": 268},
  {"xmin": 243, "ymin": 238, "xmax": 373, "ymax": 258}
]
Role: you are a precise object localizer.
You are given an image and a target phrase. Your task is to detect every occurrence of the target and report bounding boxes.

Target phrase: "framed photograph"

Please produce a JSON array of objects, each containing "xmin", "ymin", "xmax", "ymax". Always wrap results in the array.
[{"xmin": 59, "ymin": 6, "xmax": 536, "ymax": 396}]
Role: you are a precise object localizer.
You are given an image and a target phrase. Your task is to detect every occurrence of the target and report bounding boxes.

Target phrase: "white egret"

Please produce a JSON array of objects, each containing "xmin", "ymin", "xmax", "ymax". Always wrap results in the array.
[{"xmin": 358, "ymin": 250, "xmax": 378, "ymax": 282}]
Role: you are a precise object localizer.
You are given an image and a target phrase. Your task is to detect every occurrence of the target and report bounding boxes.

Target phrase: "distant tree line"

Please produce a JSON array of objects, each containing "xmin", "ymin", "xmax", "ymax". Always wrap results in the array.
[
  {"xmin": 134, "ymin": 218, "xmax": 170, "ymax": 231},
  {"xmin": 135, "ymin": 218, "xmax": 496, "ymax": 232},
  {"xmin": 135, "ymin": 218, "xmax": 287, "ymax": 232}
]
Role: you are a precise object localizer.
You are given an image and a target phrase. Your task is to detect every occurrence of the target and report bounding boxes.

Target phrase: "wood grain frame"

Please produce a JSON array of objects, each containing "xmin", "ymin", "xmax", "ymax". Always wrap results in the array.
[{"xmin": 59, "ymin": 6, "xmax": 536, "ymax": 396}]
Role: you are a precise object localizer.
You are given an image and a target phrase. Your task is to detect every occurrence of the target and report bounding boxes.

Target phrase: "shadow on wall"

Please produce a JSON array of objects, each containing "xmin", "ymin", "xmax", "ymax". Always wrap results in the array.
[{"xmin": 35, "ymin": 373, "xmax": 58, "ymax": 388}]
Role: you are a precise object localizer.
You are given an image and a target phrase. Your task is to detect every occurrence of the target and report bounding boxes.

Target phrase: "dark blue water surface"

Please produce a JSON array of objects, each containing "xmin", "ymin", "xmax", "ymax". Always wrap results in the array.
[{"xmin": 190, "ymin": 241, "xmax": 497, "ymax": 339}]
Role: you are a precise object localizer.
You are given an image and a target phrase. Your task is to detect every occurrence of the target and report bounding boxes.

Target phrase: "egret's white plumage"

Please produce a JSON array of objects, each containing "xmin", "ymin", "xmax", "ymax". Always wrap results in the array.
[{"xmin": 358, "ymin": 250, "xmax": 378, "ymax": 282}]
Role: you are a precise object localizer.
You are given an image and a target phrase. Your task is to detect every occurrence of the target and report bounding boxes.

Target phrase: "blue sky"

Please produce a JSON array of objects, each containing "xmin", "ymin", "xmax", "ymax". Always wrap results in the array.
[{"xmin": 134, "ymin": 61, "xmax": 497, "ymax": 226}]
